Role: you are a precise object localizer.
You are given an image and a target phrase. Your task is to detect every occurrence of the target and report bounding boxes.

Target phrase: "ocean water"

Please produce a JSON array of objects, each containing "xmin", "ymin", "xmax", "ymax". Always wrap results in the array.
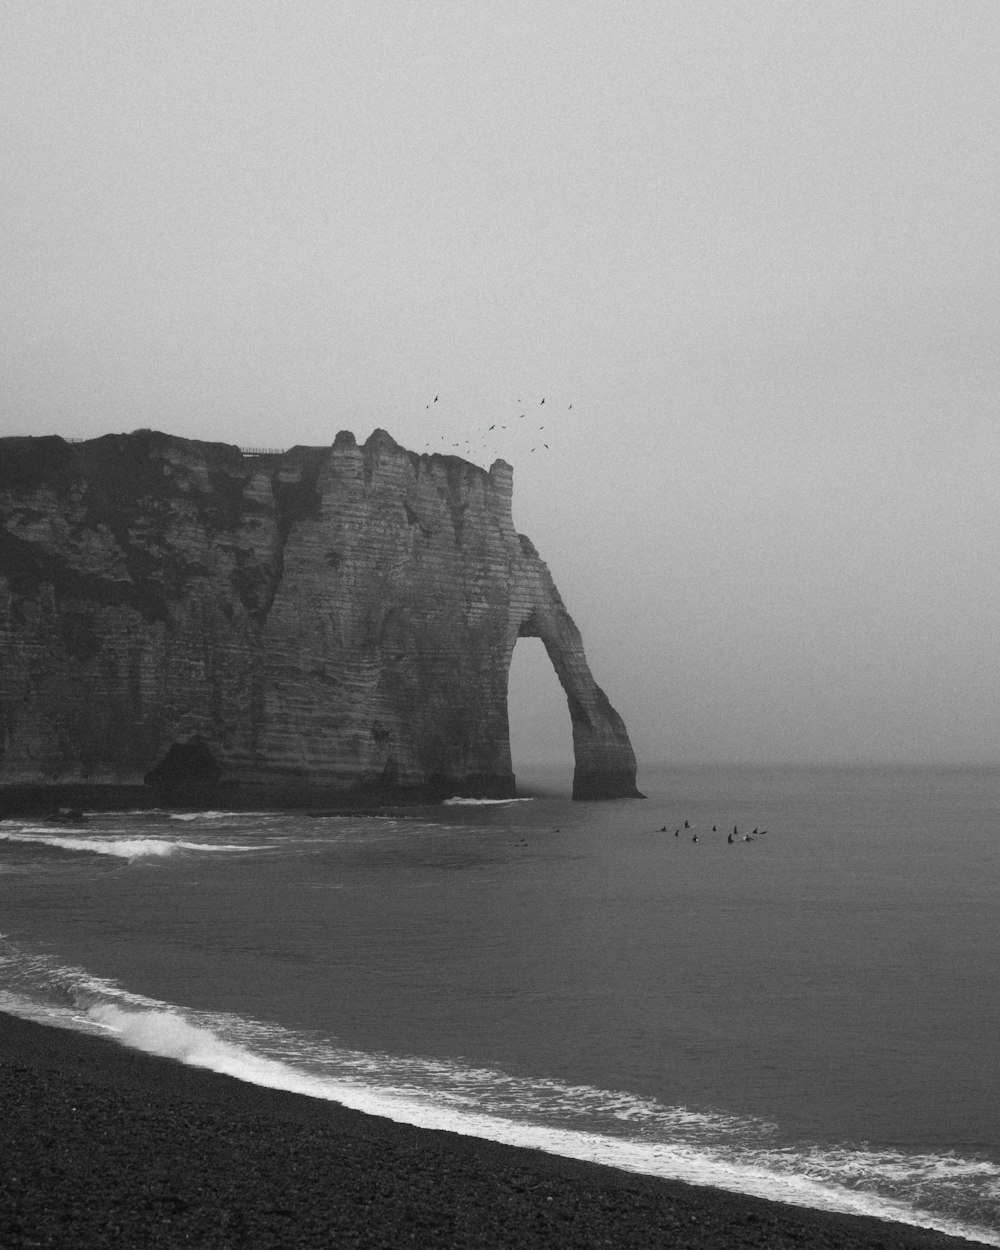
[{"xmin": 1, "ymin": 763, "xmax": 998, "ymax": 1244}]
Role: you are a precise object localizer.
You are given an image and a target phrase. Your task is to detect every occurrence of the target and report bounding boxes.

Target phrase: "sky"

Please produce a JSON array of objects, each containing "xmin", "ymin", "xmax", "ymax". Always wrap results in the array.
[{"xmin": 3, "ymin": 1, "xmax": 999, "ymax": 769}]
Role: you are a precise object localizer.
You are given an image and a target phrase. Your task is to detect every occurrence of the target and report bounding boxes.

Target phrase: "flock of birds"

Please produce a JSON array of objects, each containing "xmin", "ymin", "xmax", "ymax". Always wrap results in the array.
[
  {"xmin": 417, "ymin": 395, "xmax": 573, "ymax": 459},
  {"xmin": 510, "ymin": 820, "xmax": 769, "ymax": 849},
  {"xmin": 657, "ymin": 819, "xmax": 768, "ymax": 844}
]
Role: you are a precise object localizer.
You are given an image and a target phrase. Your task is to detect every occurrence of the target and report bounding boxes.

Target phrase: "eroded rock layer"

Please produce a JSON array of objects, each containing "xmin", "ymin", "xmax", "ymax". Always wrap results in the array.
[{"xmin": 0, "ymin": 430, "xmax": 640, "ymax": 804}]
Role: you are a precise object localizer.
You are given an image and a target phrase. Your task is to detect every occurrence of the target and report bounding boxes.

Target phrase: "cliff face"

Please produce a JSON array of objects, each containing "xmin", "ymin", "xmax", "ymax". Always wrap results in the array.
[{"xmin": 0, "ymin": 430, "xmax": 640, "ymax": 804}]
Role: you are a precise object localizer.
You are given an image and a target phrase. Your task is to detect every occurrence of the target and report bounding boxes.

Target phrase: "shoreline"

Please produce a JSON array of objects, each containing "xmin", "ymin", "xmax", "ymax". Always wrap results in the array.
[{"xmin": 0, "ymin": 1010, "xmax": 989, "ymax": 1249}]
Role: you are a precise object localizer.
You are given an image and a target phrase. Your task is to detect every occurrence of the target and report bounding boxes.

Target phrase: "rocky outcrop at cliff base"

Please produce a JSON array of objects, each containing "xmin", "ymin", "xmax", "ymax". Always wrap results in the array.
[{"xmin": 0, "ymin": 429, "xmax": 641, "ymax": 805}]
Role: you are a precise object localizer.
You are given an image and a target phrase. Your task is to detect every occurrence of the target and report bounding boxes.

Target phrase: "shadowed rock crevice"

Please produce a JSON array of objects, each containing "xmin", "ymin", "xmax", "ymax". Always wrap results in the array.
[
  {"xmin": 0, "ymin": 430, "xmax": 640, "ymax": 805},
  {"xmin": 144, "ymin": 740, "xmax": 222, "ymax": 805}
]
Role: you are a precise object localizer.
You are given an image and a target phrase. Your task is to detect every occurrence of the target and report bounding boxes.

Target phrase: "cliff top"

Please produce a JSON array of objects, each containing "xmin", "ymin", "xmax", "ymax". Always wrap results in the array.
[{"xmin": 0, "ymin": 428, "xmax": 513, "ymax": 488}]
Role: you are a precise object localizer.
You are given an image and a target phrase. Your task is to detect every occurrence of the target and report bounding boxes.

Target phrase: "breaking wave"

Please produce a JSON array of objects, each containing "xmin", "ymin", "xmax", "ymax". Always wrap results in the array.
[
  {"xmin": 0, "ymin": 938, "xmax": 997, "ymax": 1246},
  {"xmin": 169, "ymin": 811, "xmax": 273, "ymax": 822},
  {"xmin": 443, "ymin": 797, "xmax": 533, "ymax": 806},
  {"xmin": 0, "ymin": 828, "xmax": 259, "ymax": 859}
]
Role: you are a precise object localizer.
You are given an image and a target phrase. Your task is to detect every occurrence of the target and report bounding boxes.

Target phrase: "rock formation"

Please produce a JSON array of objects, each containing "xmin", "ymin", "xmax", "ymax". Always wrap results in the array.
[{"xmin": 0, "ymin": 430, "xmax": 641, "ymax": 806}]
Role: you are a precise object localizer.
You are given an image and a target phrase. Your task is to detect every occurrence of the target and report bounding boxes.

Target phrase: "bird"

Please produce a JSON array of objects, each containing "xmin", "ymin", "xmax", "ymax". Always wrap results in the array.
[
  {"xmin": 540, "ymin": 398, "xmax": 545, "ymax": 404},
  {"xmin": 434, "ymin": 395, "xmax": 438, "ymax": 402},
  {"xmin": 489, "ymin": 424, "xmax": 495, "ymax": 430}
]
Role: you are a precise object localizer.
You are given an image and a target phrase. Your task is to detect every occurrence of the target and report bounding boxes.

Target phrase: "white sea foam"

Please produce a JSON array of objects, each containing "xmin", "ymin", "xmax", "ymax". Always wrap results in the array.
[
  {"xmin": 442, "ymin": 797, "xmax": 533, "ymax": 806},
  {"xmin": 0, "ymin": 941, "xmax": 168, "ymax": 1018},
  {"xmin": 70, "ymin": 1004, "xmax": 1000, "ymax": 1245},
  {"xmin": 0, "ymin": 940, "xmax": 996, "ymax": 1245},
  {"xmin": 168, "ymin": 811, "xmax": 273, "ymax": 821},
  {"xmin": 0, "ymin": 829, "xmax": 259, "ymax": 859}
]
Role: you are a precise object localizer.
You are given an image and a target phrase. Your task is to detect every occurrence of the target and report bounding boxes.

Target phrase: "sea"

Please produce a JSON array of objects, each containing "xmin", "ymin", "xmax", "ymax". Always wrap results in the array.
[{"xmin": 1, "ymin": 763, "xmax": 998, "ymax": 1245}]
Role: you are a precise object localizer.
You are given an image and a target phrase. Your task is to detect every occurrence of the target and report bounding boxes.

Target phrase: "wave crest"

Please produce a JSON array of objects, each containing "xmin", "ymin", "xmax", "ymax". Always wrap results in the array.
[
  {"xmin": 443, "ymin": 797, "xmax": 533, "ymax": 806},
  {"xmin": 0, "ymin": 829, "xmax": 258, "ymax": 859}
]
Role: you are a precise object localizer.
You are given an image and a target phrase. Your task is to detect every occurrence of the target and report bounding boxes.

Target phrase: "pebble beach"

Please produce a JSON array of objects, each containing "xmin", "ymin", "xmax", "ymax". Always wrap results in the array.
[{"xmin": 0, "ymin": 1012, "xmax": 986, "ymax": 1250}]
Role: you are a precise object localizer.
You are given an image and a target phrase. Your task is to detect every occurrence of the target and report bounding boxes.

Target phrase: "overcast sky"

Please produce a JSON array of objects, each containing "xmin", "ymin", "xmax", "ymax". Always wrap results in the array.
[{"xmin": 3, "ymin": 1, "xmax": 999, "ymax": 770}]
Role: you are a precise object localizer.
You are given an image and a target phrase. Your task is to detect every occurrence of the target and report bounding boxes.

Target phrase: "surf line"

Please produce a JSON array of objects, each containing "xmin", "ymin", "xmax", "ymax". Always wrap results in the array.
[{"xmin": 2, "ymin": 987, "xmax": 994, "ymax": 1249}]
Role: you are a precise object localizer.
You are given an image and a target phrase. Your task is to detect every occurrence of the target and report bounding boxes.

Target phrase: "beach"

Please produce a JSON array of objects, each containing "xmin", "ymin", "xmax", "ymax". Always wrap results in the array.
[{"xmin": 0, "ymin": 1011, "xmax": 985, "ymax": 1250}]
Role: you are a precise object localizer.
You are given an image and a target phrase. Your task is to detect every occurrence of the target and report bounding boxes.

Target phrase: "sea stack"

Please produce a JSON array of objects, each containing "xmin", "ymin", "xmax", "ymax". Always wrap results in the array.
[{"xmin": 0, "ymin": 430, "xmax": 641, "ymax": 807}]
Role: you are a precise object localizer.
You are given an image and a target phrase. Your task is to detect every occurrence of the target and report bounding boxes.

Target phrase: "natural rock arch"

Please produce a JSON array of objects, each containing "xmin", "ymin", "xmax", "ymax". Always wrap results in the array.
[
  {"xmin": 0, "ymin": 429, "xmax": 642, "ymax": 806},
  {"xmin": 506, "ymin": 536, "xmax": 641, "ymax": 800}
]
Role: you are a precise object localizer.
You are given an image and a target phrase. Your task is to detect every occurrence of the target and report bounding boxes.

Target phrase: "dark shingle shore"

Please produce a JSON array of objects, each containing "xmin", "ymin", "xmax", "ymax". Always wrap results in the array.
[{"xmin": 0, "ymin": 1012, "xmax": 985, "ymax": 1248}]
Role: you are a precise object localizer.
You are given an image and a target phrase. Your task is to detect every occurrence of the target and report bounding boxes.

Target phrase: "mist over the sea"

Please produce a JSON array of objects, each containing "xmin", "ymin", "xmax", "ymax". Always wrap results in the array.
[{"xmin": 4, "ymin": 1, "xmax": 998, "ymax": 767}]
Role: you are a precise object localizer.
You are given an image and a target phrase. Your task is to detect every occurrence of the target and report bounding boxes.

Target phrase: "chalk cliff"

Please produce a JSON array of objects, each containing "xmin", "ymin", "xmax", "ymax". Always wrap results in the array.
[{"xmin": 0, "ymin": 430, "xmax": 641, "ymax": 805}]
